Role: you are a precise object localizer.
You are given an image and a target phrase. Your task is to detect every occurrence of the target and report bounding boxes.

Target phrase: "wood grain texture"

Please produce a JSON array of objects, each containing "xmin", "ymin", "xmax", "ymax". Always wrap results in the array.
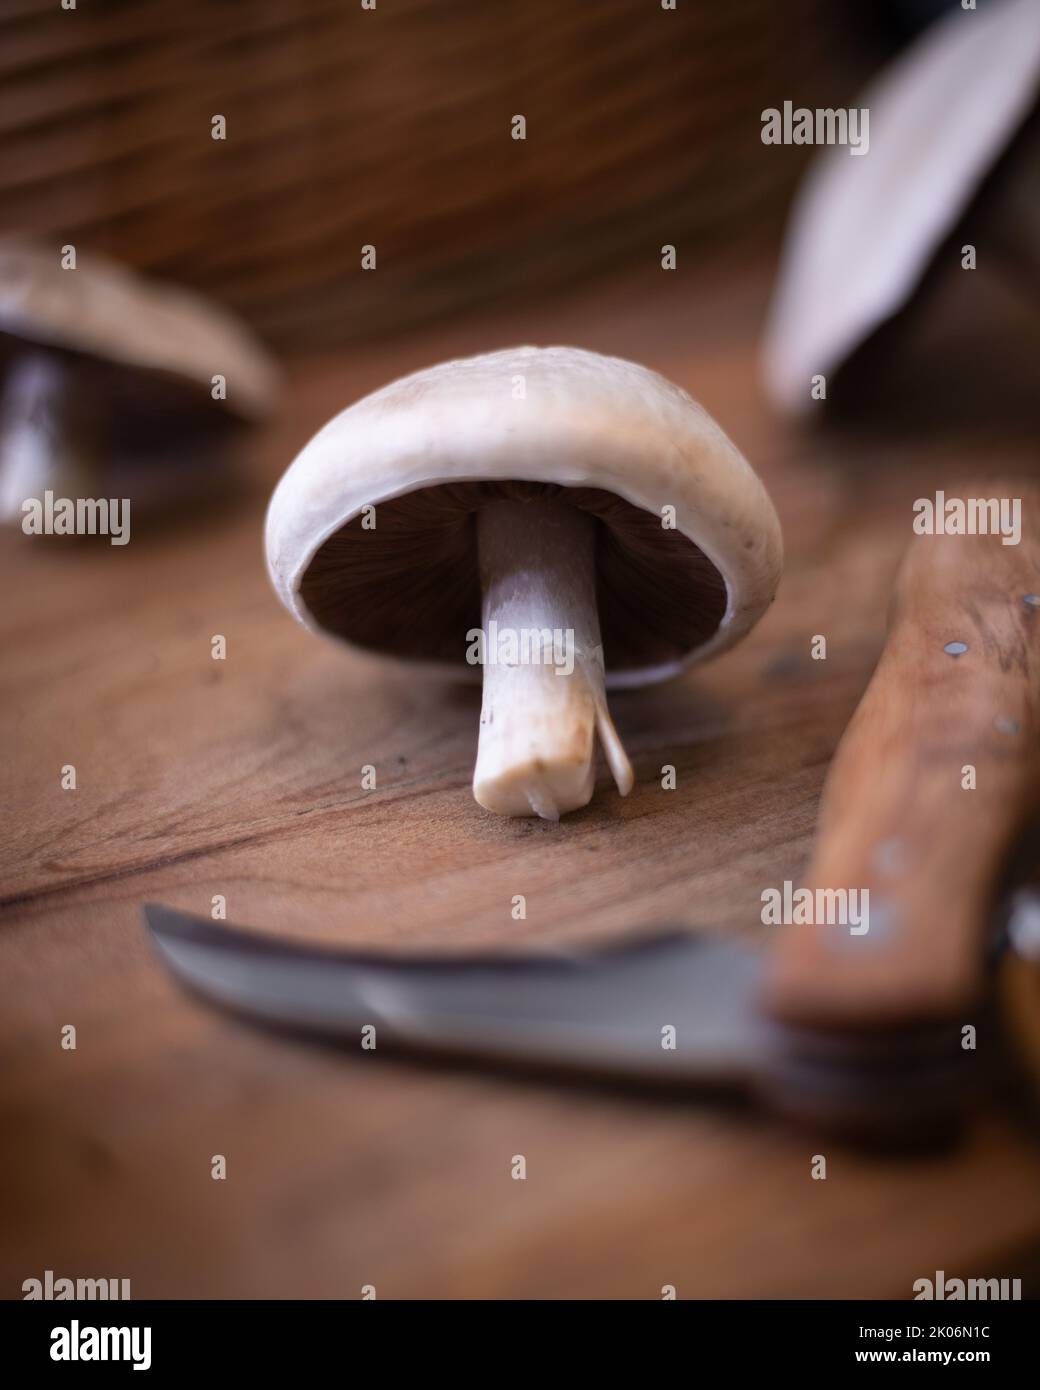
[{"xmin": 2, "ymin": 265, "xmax": 1040, "ymax": 1298}]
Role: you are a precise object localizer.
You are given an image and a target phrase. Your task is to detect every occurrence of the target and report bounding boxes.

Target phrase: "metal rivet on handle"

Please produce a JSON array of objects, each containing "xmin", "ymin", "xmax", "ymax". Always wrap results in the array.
[
  {"xmin": 866, "ymin": 899, "xmax": 896, "ymax": 942},
  {"xmin": 943, "ymin": 641, "xmax": 969, "ymax": 656},
  {"xmin": 1023, "ymin": 595, "xmax": 1040, "ymax": 608},
  {"xmin": 872, "ymin": 838, "xmax": 905, "ymax": 875},
  {"xmin": 831, "ymin": 898, "xmax": 897, "ymax": 950},
  {"xmin": 1008, "ymin": 890, "xmax": 1040, "ymax": 962},
  {"xmin": 995, "ymin": 716, "xmax": 1020, "ymax": 735}
]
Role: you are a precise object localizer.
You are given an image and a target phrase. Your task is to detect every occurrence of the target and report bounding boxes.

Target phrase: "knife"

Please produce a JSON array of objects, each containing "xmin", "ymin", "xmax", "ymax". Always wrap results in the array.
[{"xmin": 145, "ymin": 489, "xmax": 1040, "ymax": 1136}]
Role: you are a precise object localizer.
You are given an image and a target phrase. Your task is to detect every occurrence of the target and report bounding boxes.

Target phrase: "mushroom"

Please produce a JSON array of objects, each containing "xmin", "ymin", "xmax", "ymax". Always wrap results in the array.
[
  {"xmin": 0, "ymin": 239, "xmax": 279, "ymax": 522},
  {"xmin": 266, "ymin": 347, "xmax": 781, "ymax": 820},
  {"xmin": 761, "ymin": 0, "xmax": 1040, "ymax": 414}
]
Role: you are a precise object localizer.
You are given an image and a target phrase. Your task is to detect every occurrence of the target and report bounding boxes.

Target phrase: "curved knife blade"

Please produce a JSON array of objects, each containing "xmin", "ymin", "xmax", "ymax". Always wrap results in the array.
[
  {"xmin": 144, "ymin": 904, "xmax": 767, "ymax": 1089},
  {"xmin": 144, "ymin": 904, "xmax": 1003, "ymax": 1133}
]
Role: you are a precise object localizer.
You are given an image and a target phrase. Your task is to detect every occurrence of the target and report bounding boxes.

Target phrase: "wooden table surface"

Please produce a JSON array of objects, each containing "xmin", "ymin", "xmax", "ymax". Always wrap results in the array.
[{"xmin": 3, "ymin": 259, "xmax": 1040, "ymax": 1299}]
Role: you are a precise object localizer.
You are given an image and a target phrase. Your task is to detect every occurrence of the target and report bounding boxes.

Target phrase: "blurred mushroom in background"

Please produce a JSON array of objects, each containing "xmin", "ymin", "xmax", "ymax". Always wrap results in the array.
[
  {"xmin": 0, "ymin": 240, "xmax": 279, "ymax": 525},
  {"xmin": 761, "ymin": 0, "xmax": 1040, "ymax": 418}
]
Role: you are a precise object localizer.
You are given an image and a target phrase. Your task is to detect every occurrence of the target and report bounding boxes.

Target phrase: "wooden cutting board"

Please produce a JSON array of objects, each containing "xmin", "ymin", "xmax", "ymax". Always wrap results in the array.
[{"xmin": 2, "ymin": 261, "xmax": 1040, "ymax": 1298}]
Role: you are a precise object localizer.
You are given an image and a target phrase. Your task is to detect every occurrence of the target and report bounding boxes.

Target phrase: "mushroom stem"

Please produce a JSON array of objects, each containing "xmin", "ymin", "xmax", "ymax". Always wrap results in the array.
[
  {"xmin": 0, "ymin": 353, "xmax": 95, "ymax": 522},
  {"xmin": 472, "ymin": 498, "xmax": 634, "ymax": 820}
]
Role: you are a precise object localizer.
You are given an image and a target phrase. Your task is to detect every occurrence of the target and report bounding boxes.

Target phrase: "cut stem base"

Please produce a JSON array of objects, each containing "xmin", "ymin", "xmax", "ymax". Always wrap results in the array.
[{"xmin": 472, "ymin": 497, "xmax": 633, "ymax": 819}]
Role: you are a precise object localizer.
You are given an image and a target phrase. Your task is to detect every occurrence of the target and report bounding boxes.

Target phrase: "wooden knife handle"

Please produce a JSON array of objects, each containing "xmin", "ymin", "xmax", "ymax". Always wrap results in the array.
[{"xmin": 765, "ymin": 492, "xmax": 1040, "ymax": 1031}]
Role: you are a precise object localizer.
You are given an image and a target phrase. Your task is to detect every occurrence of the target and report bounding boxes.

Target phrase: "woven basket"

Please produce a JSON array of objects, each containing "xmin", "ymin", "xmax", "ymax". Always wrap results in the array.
[{"xmin": 1, "ymin": 0, "xmax": 840, "ymax": 352}]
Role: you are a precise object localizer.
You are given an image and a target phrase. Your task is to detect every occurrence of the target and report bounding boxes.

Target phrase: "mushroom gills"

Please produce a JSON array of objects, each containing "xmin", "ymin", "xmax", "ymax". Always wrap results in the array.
[{"xmin": 473, "ymin": 498, "xmax": 634, "ymax": 820}]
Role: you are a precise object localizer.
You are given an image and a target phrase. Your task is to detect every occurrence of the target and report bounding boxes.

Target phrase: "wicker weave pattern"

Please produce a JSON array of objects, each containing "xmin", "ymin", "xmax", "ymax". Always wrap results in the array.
[{"xmin": 1, "ymin": 0, "xmax": 834, "ymax": 351}]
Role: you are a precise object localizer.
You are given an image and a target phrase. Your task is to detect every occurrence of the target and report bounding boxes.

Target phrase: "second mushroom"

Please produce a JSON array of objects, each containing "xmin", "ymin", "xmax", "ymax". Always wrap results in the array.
[{"xmin": 266, "ymin": 347, "xmax": 782, "ymax": 819}]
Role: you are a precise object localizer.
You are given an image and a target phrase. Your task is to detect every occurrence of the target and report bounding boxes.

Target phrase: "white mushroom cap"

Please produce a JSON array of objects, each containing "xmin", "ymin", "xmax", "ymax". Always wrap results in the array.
[
  {"xmin": 266, "ymin": 346, "xmax": 782, "ymax": 688},
  {"xmin": 761, "ymin": 0, "xmax": 1040, "ymax": 414},
  {"xmin": 0, "ymin": 240, "xmax": 279, "ymax": 419}
]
